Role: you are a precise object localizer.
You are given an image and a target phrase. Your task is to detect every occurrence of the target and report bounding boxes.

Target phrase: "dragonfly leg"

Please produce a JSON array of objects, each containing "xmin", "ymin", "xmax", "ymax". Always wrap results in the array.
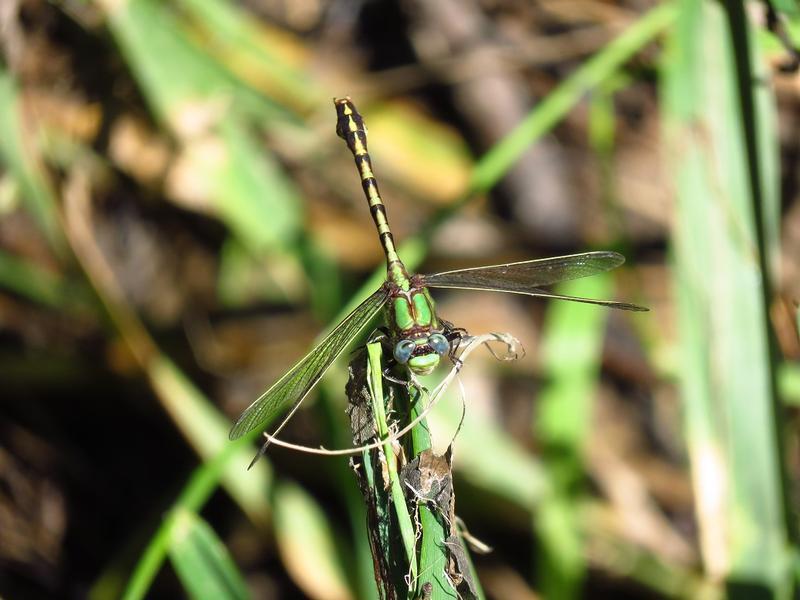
[
  {"xmin": 447, "ymin": 328, "xmax": 469, "ymax": 346},
  {"xmin": 448, "ymin": 354, "xmax": 465, "ymax": 372},
  {"xmin": 366, "ymin": 326, "xmax": 390, "ymax": 344},
  {"xmin": 441, "ymin": 318, "xmax": 469, "ymax": 343},
  {"xmin": 441, "ymin": 321, "xmax": 469, "ymax": 367},
  {"xmin": 347, "ymin": 328, "xmax": 391, "ymax": 365},
  {"xmin": 382, "ymin": 368, "xmax": 410, "ymax": 386}
]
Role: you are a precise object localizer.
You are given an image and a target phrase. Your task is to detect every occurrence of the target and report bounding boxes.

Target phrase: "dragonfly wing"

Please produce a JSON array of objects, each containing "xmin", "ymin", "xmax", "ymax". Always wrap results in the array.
[
  {"xmin": 421, "ymin": 251, "xmax": 625, "ymax": 289},
  {"xmin": 421, "ymin": 251, "xmax": 647, "ymax": 312},
  {"xmin": 229, "ymin": 288, "xmax": 389, "ymax": 440}
]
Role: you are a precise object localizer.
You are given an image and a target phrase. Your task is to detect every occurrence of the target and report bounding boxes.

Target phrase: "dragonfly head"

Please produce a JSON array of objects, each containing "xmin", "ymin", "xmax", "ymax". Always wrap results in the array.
[{"xmin": 393, "ymin": 333, "xmax": 450, "ymax": 375}]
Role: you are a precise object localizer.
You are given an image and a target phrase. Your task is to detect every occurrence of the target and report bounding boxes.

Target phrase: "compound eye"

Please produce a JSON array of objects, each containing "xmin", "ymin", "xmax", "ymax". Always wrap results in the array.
[
  {"xmin": 393, "ymin": 339, "xmax": 416, "ymax": 364},
  {"xmin": 429, "ymin": 333, "xmax": 450, "ymax": 356}
]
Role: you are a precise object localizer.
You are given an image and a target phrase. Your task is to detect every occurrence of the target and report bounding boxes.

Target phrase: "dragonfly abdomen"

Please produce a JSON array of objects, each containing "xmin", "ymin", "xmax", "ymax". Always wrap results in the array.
[{"xmin": 335, "ymin": 97, "xmax": 402, "ymax": 271}]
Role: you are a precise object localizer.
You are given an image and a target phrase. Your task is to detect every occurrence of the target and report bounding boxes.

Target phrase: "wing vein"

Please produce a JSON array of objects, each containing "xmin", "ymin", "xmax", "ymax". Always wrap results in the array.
[{"xmin": 421, "ymin": 251, "xmax": 646, "ymax": 311}]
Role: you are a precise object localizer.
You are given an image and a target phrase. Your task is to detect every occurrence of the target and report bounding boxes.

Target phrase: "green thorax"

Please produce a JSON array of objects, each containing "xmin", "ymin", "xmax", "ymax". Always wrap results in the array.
[{"xmin": 388, "ymin": 282, "xmax": 440, "ymax": 336}]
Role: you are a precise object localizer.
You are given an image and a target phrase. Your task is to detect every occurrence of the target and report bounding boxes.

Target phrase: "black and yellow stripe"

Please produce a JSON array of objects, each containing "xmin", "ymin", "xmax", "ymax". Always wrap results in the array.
[{"xmin": 334, "ymin": 97, "xmax": 403, "ymax": 273}]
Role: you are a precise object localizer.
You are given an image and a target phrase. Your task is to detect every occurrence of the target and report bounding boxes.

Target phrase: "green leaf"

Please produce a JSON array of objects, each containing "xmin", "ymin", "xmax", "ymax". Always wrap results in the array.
[
  {"xmin": 168, "ymin": 509, "xmax": 250, "ymax": 600},
  {"xmin": 405, "ymin": 384, "xmax": 458, "ymax": 600},
  {"xmin": 366, "ymin": 343, "xmax": 419, "ymax": 582}
]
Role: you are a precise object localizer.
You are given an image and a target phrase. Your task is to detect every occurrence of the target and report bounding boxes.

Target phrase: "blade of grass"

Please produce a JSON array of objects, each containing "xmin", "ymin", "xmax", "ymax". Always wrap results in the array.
[
  {"xmin": 768, "ymin": 0, "xmax": 800, "ymax": 18},
  {"xmin": 0, "ymin": 249, "xmax": 70, "ymax": 308},
  {"xmin": 406, "ymin": 384, "xmax": 464, "ymax": 600},
  {"xmin": 366, "ymin": 342, "xmax": 419, "ymax": 585},
  {"xmin": 169, "ymin": 509, "xmax": 251, "ymax": 600},
  {"xmin": 534, "ymin": 275, "xmax": 613, "ymax": 599},
  {"xmin": 663, "ymin": 0, "xmax": 793, "ymax": 594}
]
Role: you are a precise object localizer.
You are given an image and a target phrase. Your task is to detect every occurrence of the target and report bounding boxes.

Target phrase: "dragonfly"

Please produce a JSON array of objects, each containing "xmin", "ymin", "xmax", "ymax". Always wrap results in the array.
[{"xmin": 229, "ymin": 97, "xmax": 646, "ymax": 452}]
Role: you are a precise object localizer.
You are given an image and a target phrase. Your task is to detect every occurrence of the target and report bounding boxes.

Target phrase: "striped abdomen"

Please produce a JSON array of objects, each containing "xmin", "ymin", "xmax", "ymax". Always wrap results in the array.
[{"xmin": 334, "ymin": 97, "xmax": 406, "ymax": 284}]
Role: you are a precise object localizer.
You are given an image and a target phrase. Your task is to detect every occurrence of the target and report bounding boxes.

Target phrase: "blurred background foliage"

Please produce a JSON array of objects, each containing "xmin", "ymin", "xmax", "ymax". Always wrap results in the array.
[{"xmin": 1, "ymin": 0, "xmax": 800, "ymax": 598}]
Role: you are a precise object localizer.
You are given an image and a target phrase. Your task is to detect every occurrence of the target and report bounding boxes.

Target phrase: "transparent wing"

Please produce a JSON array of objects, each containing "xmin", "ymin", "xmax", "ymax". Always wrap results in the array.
[
  {"xmin": 421, "ymin": 251, "xmax": 647, "ymax": 312},
  {"xmin": 229, "ymin": 288, "xmax": 389, "ymax": 440}
]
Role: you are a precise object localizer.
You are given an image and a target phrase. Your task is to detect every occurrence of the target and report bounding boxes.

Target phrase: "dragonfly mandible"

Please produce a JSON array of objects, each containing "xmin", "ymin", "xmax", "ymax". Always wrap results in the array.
[{"xmin": 229, "ymin": 97, "xmax": 646, "ymax": 449}]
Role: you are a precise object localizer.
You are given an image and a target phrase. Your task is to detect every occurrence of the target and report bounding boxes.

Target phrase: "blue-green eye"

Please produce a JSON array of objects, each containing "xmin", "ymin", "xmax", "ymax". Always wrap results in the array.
[
  {"xmin": 429, "ymin": 333, "xmax": 449, "ymax": 356},
  {"xmin": 393, "ymin": 339, "xmax": 416, "ymax": 364}
]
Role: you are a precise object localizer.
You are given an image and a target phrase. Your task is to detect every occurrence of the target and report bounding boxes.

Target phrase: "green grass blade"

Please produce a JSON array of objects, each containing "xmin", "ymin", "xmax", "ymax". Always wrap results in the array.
[
  {"xmin": 534, "ymin": 275, "xmax": 613, "ymax": 599},
  {"xmin": 0, "ymin": 249, "xmax": 69, "ymax": 308},
  {"xmin": 405, "ymin": 384, "xmax": 460, "ymax": 600},
  {"xmin": 168, "ymin": 509, "xmax": 251, "ymax": 600},
  {"xmin": 366, "ymin": 342, "xmax": 419, "ymax": 584},
  {"xmin": 768, "ymin": 0, "xmax": 800, "ymax": 18},
  {"xmin": 416, "ymin": 507, "xmax": 458, "ymax": 600},
  {"xmin": 214, "ymin": 118, "xmax": 303, "ymax": 253},
  {"xmin": 663, "ymin": 0, "xmax": 793, "ymax": 594},
  {"xmin": 778, "ymin": 362, "xmax": 800, "ymax": 406}
]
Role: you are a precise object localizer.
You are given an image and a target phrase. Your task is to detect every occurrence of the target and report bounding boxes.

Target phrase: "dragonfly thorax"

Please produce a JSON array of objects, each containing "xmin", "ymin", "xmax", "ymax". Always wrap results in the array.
[{"xmin": 386, "ymin": 282, "xmax": 449, "ymax": 375}]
